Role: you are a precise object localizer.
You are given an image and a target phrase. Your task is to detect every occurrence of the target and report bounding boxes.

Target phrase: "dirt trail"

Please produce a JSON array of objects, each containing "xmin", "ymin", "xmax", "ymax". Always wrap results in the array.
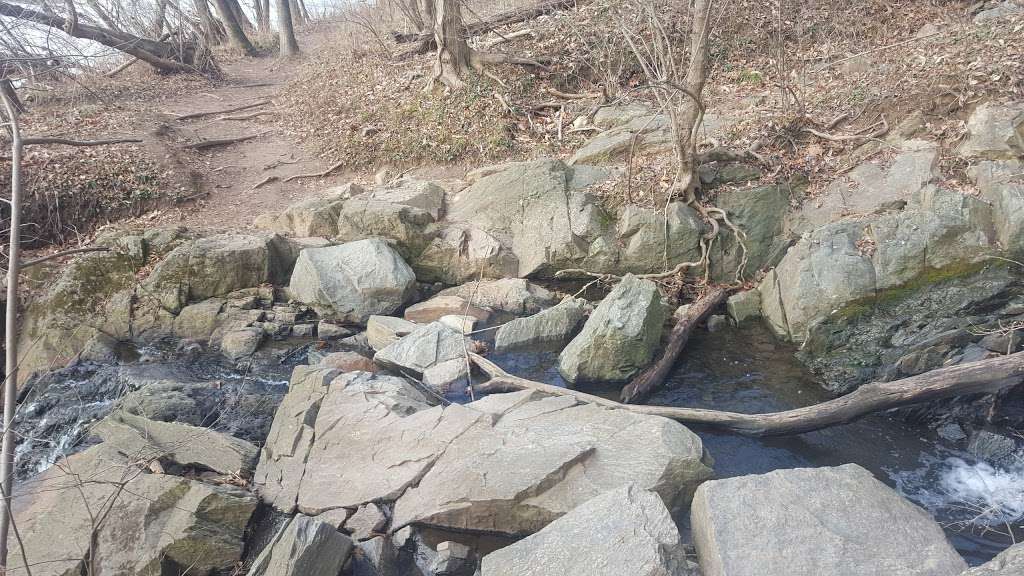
[{"xmin": 146, "ymin": 27, "xmax": 359, "ymax": 232}]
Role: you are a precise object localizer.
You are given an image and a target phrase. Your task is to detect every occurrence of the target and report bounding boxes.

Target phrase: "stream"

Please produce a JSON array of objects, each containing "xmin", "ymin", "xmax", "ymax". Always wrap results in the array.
[{"xmin": 490, "ymin": 322, "xmax": 1023, "ymax": 566}]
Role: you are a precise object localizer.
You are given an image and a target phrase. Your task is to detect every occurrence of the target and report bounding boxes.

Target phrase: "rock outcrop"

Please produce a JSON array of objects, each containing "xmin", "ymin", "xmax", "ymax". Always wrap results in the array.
[
  {"xmin": 480, "ymin": 484, "xmax": 690, "ymax": 576},
  {"xmin": 962, "ymin": 542, "xmax": 1024, "ymax": 575},
  {"xmin": 690, "ymin": 464, "xmax": 966, "ymax": 576},
  {"xmin": 373, "ymin": 322, "xmax": 468, "ymax": 378},
  {"xmin": 558, "ymin": 274, "xmax": 665, "ymax": 384},
  {"xmin": 247, "ymin": 515, "xmax": 353, "ymax": 576},
  {"xmin": 288, "ymin": 239, "xmax": 416, "ymax": 323},
  {"xmin": 435, "ymin": 279, "xmax": 556, "ymax": 316},
  {"xmin": 494, "ymin": 296, "xmax": 588, "ymax": 352}
]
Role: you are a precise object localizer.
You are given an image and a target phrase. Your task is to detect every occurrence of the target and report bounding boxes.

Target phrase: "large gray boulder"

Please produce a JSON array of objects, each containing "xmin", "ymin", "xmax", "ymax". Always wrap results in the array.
[
  {"xmin": 435, "ymin": 279, "xmax": 557, "ymax": 316},
  {"xmin": 570, "ymin": 114, "xmax": 674, "ymax": 165},
  {"xmin": 247, "ymin": 514, "xmax": 353, "ymax": 576},
  {"xmin": 6, "ymin": 443, "xmax": 256, "ymax": 576},
  {"xmin": 92, "ymin": 410, "xmax": 259, "ymax": 475},
  {"xmin": 480, "ymin": 484, "xmax": 690, "ymax": 576},
  {"xmin": 274, "ymin": 196, "xmax": 345, "ymax": 238},
  {"xmin": 360, "ymin": 177, "xmax": 445, "ymax": 219},
  {"xmin": 708, "ymin": 183, "xmax": 790, "ymax": 281},
  {"xmin": 690, "ymin": 464, "xmax": 967, "ymax": 576},
  {"xmin": 413, "ymin": 224, "xmax": 519, "ymax": 284},
  {"xmin": 335, "ymin": 199, "xmax": 436, "ymax": 260},
  {"xmin": 558, "ymin": 274, "xmax": 665, "ymax": 384},
  {"xmin": 494, "ymin": 296, "xmax": 588, "ymax": 352},
  {"xmin": 288, "ymin": 239, "xmax": 416, "ymax": 323},
  {"xmin": 957, "ymin": 101, "xmax": 1024, "ymax": 160},
  {"xmin": 366, "ymin": 315, "xmax": 418, "ymax": 351},
  {"xmin": 962, "ymin": 542, "xmax": 1024, "ymax": 575},
  {"xmin": 970, "ymin": 160, "xmax": 1024, "ymax": 257},
  {"xmin": 373, "ymin": 322, "xmax": 468, "ymax": 378},
  {"xmin": 615, "ymin": 203, "xmax": 704, "ymax": 275}
]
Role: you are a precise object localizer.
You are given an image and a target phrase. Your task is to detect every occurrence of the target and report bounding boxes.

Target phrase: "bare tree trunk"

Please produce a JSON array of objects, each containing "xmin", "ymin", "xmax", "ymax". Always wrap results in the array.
[
  {"xmin": 672, "ymin": 0, "xmax": 712, "ymax": 200},
  {"xmin": 403, "ymin": 0, "xmax": 424, "ymax": 31},
  {"xmin": 153, "ymin": 0, "xmax": 169, "ymax": 36},
  {"xmin": 193, "ymin": 0, "xmax": 221, "ymax": 44},
  {"xmin": 211, "ymin": 0, "xmax": 256, "ymax": 54},
  {"xmin": 258, "ymin": 0, "xmax": 270, "ymax": 30},
  {"xmin": 0, "ymin": 0, "xmax": 205, "ymax": 72},
  {"xmin": 252, "ymin": 0, "xmax": 267, "ymax": 31},
  {"xmin": 276, "ymin": 0, "xmax": 300, "ymax": 56},
  {"xmin": 227, "ymin": 0, "xmax": 254, "ymax": 31},
  {"xmin": 297, "ymin": 0, "xmax": 310, "ymax": 23},
  {"xmin": 430, "ymin": 0, "xmax": 472, "ymax": 90},
  {"xmin": 0, "ymin": 80, "xmax": 23, "ymax": 573},
  {"xmin": 288, "ymin": 0, "xmax": 304, "ymax": 25}
]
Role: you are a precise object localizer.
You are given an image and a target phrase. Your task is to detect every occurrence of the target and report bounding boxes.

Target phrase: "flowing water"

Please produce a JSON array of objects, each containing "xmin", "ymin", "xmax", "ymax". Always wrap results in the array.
[{"xmin": 490, "ymin": 322, "xmax": 1023, "ymax": 565}]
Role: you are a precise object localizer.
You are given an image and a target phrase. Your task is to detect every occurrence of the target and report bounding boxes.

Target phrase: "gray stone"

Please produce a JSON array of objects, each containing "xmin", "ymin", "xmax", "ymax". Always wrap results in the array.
[
  {"xmin": 366, "ymin": 315, "xmax": 418, "ymax": 351},
  {"xmin": 93, "ymin": 410, "xmax": 259, "ymax": 475},
  {"xmin": 362, "ymin": 177, "xmax": 445, "ymax": 219},
  {"xmin": 6, "ymin": 443, "xmax": 256, "ymax": 576},
  {"xmin": 335, "ymin": 199, "xmax": 436, "ymax": 259},
  {"xmin": 221, "ymin": 327, "xmax": 264, "ymax": 361},
  {"xmin": 962, "ymin": 542, "xmax": 1024, "ymax": 575},
  {"xmin": 404, "ymin": 295, "xmax": 491, "ymax": 324},
  {"xmin": 979, "ymin": 330, "xmax": 1022, "ymax": 353},
  {"xmin": 706, "ymin": 315, "xmax": 727, "ymax": 333},
  {"xmin": 936, "ymin": 422, "xmax": 967, "ymax": 443},
  {"xmin": 413, "ymin": 224, "xmax": 519, "ymax": 284},
  {"xmin": 318, "ymin": 350, "xmax": 376, "ymax": 372},
  {"xmin": 709, "ymin": 183, "xmax": 790, "ymax": 281},
  {"xmin": 345, "ymin": 503, "xmax": 388, "ymax": 541},
  {"xmin": 318, "ymin": 321, "xmax": 353, "ymax": 340},
  {"xmin": 292, "ymin": 323, "xmax": 316, "ymax": 337},
  {"xmin": 351, "ymin": 537, "xmax": 401, "ymax": 576},
  {"xmin": 958, "ymin": 101, "xmax": 1024, "ymax": 159},
  {"xmin": 374, "ymin": 322, "xmax": 467, "ymax": 378},
  {"xmin": 569, "ymin": 114, "xmax": 674, "ymax": 165},
  {"xmin": 967, "ymin": 430, "xmax": 1017, "ymax": 463},
  {"xmin": 275, "ymin": 197, "xmax": 345, "ymax": 238},
  {"xmin": 174, "ymin": 298, "xmax": 225, "ymax": 340},
  {"xmin": 615, "ymin": 203, "xmax": 704, "ymax": 275},
  {"xmin": 80, "ymin": 332, "xmax": 120, "ymax": 363},
  {"xmin": 690, "ymin": 464, "xmax": 967, "ymax": 576},
  {"xmin": 592, "ymin": 103, "xmax": 655, "ymax": 128},
  {"xmin": 480, "ymin": 485, "xmax": 688, "ymax": 576},
  {"xmin": 435, "ymin": 279, "xmax": 557, "ymax": 316},
  {"xmin": 438, "ymin": 314, "xmax": 477, "ymax": 334},
  {"xmin": 421, "ymin": 358, "xmax": 469, "ymax": 395},
  {"xmin": 970, "ymin": 160, "xmax": 1024, "ymax": 257},
  {"xmin": 558, "ymin": 275, "xmax": 665, "ymax": 384},
  {"xmin": 288, "ymin": 239, "xmax": 416, "ymax": 323},
  {"xmin": 247, "ymin": 514, "xmax": 353, "ymax": 576},
  {"xmin": 431, "ymin": 541, "xmax": 474, "ymax": 576},
  {"xmin": 494, "ymin": 296, "xmax": 588, "ymax": 352},
  {"xmin": 726, "ymin": 290, "xmax": 761, "ymax": 324}
]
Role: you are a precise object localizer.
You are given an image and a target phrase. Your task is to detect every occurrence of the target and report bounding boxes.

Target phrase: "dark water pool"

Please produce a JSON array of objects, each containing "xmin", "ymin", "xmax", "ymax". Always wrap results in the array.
[{"xmin": 488, "ymin": 322, "xmax": 1023, "ymax": 565}]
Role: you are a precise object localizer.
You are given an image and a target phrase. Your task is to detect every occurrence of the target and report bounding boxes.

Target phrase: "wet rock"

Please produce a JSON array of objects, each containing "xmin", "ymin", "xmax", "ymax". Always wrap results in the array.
[
  {"xmin": 7, "ymin": 442, "xmax": 256, "ymax": 576},
  {"xmin": 318, "ymin": 351, "xmax": 376, "ymax": 372},
  {"xmin": 318, "ymin": 321, "xmax": 353, "ymax": 340},
  {"xmin": 403, "ymin": 295, "xmax": 491, "ymax": 324},
  {"xmin": 435, "ymin": 278, "xmax": 557, "ymax": 316},
  {"xmin": 288, "ymin": 239, "xmax": 416, "ymax": 323},
  {"xmin": 615, "ymin": 202, "xmax": 703, "ymax": 275},
  {"xmin": 345, "ymin": 503, "xmax": 388, "ymax": 541},
  {"xmin": 374, "ymin": 322, "xmax": 467, "ymax": 378},
  {"xmin": 979, "ymin": 330, "xmax": 1022, "ymax": 353},
  {"xmin": 93, "ymin": 410, "xmax": 259, "ymax": 475},
  {"xmin": 335, "ymin": 199, "xmax": 437, "ymax": 259},
  {"xmin": 690, "ymin": 464, "xmax": 967, "ymax": 576},
  {"xmin": 351, "ymin": 536, "xmax": 402, "ymax": 576},
  {"xmin": 292, "ymin": 323, "xmax": 316, "ymax": 338},
  {"xmin": 80, "ymin": 332, "xmax": 120, "ymax": 363},
  {"xmin": 247, "ymin": 514, "xmax": 353, "ymax": 576},
  {"xmin": 274, "ymin": 196, "xmax": 345, "ymax": 238},
  {"xmin": 726, "ymin": 290, "xmax": 761, "ymax": 324},
  {"xmin": 558, "ymin": 275, "xmax": 665, "ymax": 384},
  {"xmin": 431, "ymin": 541, "xmax": 474, "ymax": 576},
  {"xmin": 367, "ymin": 315, "xmax": 418, "ymax": 351},
  {"xmin": 957, "ymin": 101, "xmax": 1024, "ymax": 159},
  {"xmin": 480, "ymin": 484, "xmax": 688, "ymax": 576},
  {"xmin": 413, "ymin": 224, "xmax": 519, "ymax": 284},
  {"xmin": 494, "ymin": 296, "xmax": 588, "ymax": 353},
  {"xmin": 966, "ymin": 430, "xmax": 1017, "ymax": 464},
  {"xmin": 936, "ymin": 422, "xmax": 967, "ymax": 443},
  {"xmin": 706, "ymin": 315, "xmax": 727, "ymax": 333},
  {"xmin": 421, "ymin": 358, "xmax": 469, "ymax": 395},
  {"xmin": 221, "ymin": 327, "xmax": 264, "ymax": 361},
  {"xmin": 962, "ymin": 541, "xmax": 1024, "ymax": 575},
  {"xmin": 361, "ymin": 177, "xmax": 445, "ymax": 219}
]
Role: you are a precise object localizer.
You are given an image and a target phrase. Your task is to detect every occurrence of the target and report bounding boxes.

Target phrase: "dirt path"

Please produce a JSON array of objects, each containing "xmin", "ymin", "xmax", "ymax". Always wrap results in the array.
[{"xmin": 145, "ymin": 26, "xmax": 360, "ymax": 232}]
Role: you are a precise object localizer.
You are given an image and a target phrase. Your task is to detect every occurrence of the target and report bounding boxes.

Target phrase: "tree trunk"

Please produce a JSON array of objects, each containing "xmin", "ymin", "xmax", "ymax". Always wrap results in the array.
[
  {"xmin": 252, "ymin": 0, "xmax": 269, "ymax": 31},
  {"xmin": 403, "ymin": 0, "xmax": 424, "ymax": 31},
  {"xmin": 289, "ymin": 0, "xmax": 305, "ymax": 25},
  {"xmin": 620, "ymin": 287, "xmax": 727, "ymax": 404},
  {"xmin": 0, "ymin": 1, "xmax": 204, "ymax": 73},
  {"xmin": 297, "ymin": 0, "xmax": 310, "ymax": 22},
  {"xmin": 193, "ymin": 0, "xmax": 222, "ymax": 44},
  {"xmin": 153, "ymin": 0, "xmax": 169, "ymax": 36},
  {"xmin": 211, "ymin": 0, "xmax": 256, "ymax": 54},
  {"xmin": 672, "ymin": 0, "xmax": 712, "ymax": 200},
  {"xmin": 276, "ymin": 0, "xmax": 300, "ymax": 56},
  {"xmin": 472, "ymin": 351, "xmax": 1024, "ymax": 437},
  {"xmin": 227, "ymin": 0, "xmax": 255, "ymax": 31},
  {"xmin": 430, "ymin": 0, "xmax": 472, "ymax": 90}
]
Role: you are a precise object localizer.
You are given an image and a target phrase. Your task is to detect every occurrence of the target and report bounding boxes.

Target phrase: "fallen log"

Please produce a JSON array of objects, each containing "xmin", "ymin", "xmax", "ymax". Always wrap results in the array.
[
  {"xmin": 470, "ymin": 351, "xmax": 1024, "ymax": 437},
  {"xmin": 621, "ymin": 287, "xmax": 727, "ymax": 404},
  {"xmin": 184, "ymin": 132, "xmax": 264, "ymax": 150},
  {"xmin": 174, "ymin": 100, "xmax": 270, "ymax": 121}
]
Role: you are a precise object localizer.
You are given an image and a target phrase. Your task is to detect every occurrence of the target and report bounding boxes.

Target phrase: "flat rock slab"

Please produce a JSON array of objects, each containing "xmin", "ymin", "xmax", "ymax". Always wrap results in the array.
[
  {"xmin": 436, "ymin": 279, "xmax": 556, "ymax": 316},
  {"xmin": 494, "ymin": 296, "xmax": 588, "ymax": 352},
  {"xmin": 691, "ymin": 464, "xmax": 967, "ymax": 576},
  {"xmin": 480, "ymin": 484, "xmax": 690, "ymax": 576},
  {"xmin": 373, "ymin": 322, "xmax": 468, "ymax": 378}
]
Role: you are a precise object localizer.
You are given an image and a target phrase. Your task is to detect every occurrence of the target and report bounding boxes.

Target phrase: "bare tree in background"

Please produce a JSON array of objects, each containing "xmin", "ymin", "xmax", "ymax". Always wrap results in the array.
[
  {"xmin": 211, "ymin": 0, "xmax": 256, "ymax": 54},
  {"xmin": 277, "ymin": 0, "xmax": 300, "ymax": 56}
]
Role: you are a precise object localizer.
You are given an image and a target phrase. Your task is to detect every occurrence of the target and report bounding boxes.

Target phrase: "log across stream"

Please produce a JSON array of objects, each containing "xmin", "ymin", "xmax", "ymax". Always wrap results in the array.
[{"xmin": 484, "ymin": 322, "xmax": 1024, "ymax": 566}]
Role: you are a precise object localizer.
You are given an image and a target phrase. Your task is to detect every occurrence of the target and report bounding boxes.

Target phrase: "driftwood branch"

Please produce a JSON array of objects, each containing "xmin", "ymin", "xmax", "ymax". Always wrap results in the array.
[
  {"xmin": 282, "ymin": 160, "xmax": 345, "ymax": 182},
  {"xmin": 184, "ymin": 133, "xmax": 264, "ymax": 150},
  {"xmin": 471, "ymin": 351, "xmax": 1024, "ymax": 437},
  {"xmin": 621, "ymin": 287, "xmax": 727, "ymax": 404},
  {"xmin": 21, "ymin": 137, "xmax": 142, "ymax": 146},
  {"xmin": 173, "ymin": 100, "xmax": 270, "ymax": 121}
]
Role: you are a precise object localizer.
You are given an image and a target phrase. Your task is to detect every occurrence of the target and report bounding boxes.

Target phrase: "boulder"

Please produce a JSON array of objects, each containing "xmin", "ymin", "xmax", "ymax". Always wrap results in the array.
[
  {"xmin": 422, "ymin": 358, "xmax": 469, "ymax": 394},
  {"xmin": 431, "ymin": 541, "xmax": 475, "ymax": 576},
  {"xmin": 558, "ymin": 275, "xmax": 665, "ymax": 384},
  {"xmin": 436, "ymin": 279, "xmax": 557, "ymax": 316},
  {"xmin": 173, "ymin": 298, "xmax": 226, "ymax": 340},
  {"xmin": 690, "ymin": 464, "xmax": 967, "ymax": 576},
  {"xmin": 335, "ymin": 199, "xmax": 436, "ymax": 259},
  {"xmin": 318, "ymin": 321, "xmax": 353, "ymax": 340},
  {"xmin": 962, "ymin": 542, "xmax": 1024, "ymax": 575},
  {"xmin": 970, "ymin": 160, "xmax": 1024, "ymax": 257},
  {"xmin": 366, "ymin": 315, "xmax": 418, "ymax": 351},
  {"xmin": 592, "ymin": 102, "xmax": 655, "ymax": 128},
  {"xmin": 494, "ymin": 296, "xmax": 588, "ymax": 352},
  {"xmin": 708, "ymin": 183, "xmax": 790, "ymax": 281},
  {"xmin": 480, "ymin": 485, "xmax": 689, "ymax": 576},
  {"xmin": 247, "ymin": 514, "xmax": 353, "ymax": 576},
  {"xmin": 92, "ymin": 410, "xmax": 259, "ymax": 475},
  {"xmin": 345, "ymin": 503, "xmax": 388, "ymax": 541},
  {"xmin": 288, "ymin": 239, "xmax": 416, "ymax": 323},
  {"xmin": 957, "ymin": 101, "xmax": 1024, "ymax": 160},
  {"xmin": 6, "ymin": 443, "xmax": 256, "ymax": 576},
  {"xmin": 221, "ymin": 327, "xmax": 264, "ymax": 361},
  {"xmin": 374, "ymin": 322, "xmax": 467, "ymax": 378},
  {"xmin": 413, "ymin": 224, "xmax": 519, "ymax": 284},
  {"xmin": 569, "ymin": 114, "xmax": 674, "ymax": 165},
  {"xmin": 438, "ymin": 314, "xmax": 477, "ymax": 334},
  {"xmin": 615, "ymin": 203, "xmax": 704, "ymax": 275},
  {"xmin": 275, "ymin": 196, "xmax": 345, "ymax": 237},
  {"xmin": 404, "ymin": 295, "xmax": 491, "ymax": 324},
  {"xmin": 726, "ymin": 290, "xmax": 761, "ymax": 324},
  {"xmin": 318, "ymin": 350, "xmax": 376, "ymax": 372},
  {"xmin": 360, "ymin": 177, "xmax": 445, "ymax": 219}
]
